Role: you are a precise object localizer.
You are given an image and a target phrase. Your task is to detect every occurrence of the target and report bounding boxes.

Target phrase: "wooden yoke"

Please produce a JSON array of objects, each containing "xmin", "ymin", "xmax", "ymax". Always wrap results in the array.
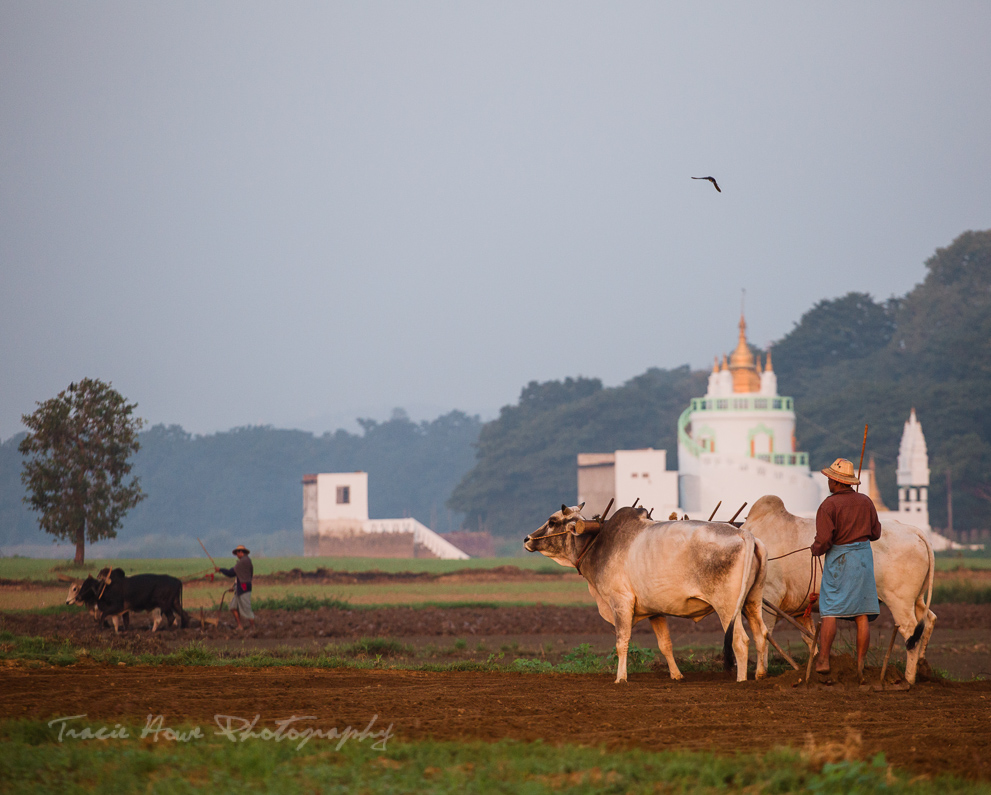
[{"xmin": 574, "ymin": 497, "xmax": 614, "ymax": 535}]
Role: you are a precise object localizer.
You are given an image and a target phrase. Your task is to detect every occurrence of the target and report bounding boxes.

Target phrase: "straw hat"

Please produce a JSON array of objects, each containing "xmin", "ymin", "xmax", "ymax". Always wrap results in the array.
[
  {"xmin": 821, "ymin": 458, "xmax": 860, "ymax": 485},
  {"xmin": 232, "ymin": 544, "xmax": 250, "ymax": 555}
]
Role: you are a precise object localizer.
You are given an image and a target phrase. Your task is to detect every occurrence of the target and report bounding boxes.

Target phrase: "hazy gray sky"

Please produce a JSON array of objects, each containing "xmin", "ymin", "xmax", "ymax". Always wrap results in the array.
[{"xmin": 2, "ymin": 2, "xmax": 989, "ymax": 440}]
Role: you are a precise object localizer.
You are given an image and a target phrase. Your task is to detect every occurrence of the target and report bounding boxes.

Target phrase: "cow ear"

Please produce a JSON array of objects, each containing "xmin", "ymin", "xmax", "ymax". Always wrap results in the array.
[{"xmin": 577, "ymin": 502, "xmax": 585, "ymax": 512}]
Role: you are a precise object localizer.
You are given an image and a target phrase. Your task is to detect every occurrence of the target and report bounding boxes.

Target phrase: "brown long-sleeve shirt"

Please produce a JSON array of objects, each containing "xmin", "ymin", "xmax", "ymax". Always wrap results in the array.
[{"xmin": 812, "ymin": 487, "xmax": 881, "ymax": 557}]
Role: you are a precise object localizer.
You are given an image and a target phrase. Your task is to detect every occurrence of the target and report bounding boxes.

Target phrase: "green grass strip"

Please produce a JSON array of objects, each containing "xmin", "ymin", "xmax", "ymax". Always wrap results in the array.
[
  {"xmin": 932, "ymin": 581, "xmax": 991, "ymax": 604},
  {"xmin": 0, "ymin": 631, "xmax": 791, "ymax": 678},
  {"xmin": 0, "ymin": 721, "xmax": 985, "ymax": 794}
]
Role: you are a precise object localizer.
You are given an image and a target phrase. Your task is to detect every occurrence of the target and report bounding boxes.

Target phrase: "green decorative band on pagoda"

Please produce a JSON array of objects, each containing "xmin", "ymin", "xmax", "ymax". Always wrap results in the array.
[
  {"xmin": 689, "ymin": 396, "xmax": 794, "ymax": 413},
  {"xmin": 677, "ymin": 405, "xmax": 700, "ymax": 458}
]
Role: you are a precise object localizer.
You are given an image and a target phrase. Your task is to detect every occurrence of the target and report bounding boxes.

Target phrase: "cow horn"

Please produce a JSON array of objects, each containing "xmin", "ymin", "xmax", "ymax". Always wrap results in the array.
[{"xmin": 561, "ymin": 504, "xmax": 568, "ymax": 513}]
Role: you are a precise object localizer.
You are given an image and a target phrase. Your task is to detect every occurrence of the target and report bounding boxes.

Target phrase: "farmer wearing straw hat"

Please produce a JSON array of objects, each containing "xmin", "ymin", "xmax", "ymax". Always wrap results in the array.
[
  {"xmin": 217, "ymin": 544, "xmax": 255, "ymax": 630},
  {"xmin": 812, "ymin": 458, "xmax": 882, "ymax": 683}
]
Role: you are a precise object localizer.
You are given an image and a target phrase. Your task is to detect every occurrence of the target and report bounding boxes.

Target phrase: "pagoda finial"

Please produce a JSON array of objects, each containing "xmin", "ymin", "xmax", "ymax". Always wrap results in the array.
[
  {"xmin": 765, "ymin": 346, "xmax": 773, "ymax": 371},
  {"xmin": 868, "ymin": 454, "xmax": 889, "ymax": 511}
]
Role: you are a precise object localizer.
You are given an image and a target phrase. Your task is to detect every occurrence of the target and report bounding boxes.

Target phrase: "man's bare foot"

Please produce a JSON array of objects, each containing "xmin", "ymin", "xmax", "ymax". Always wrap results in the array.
[{"xmin": 815, "ymin": 662, "xmax": 830, "ymax": 675}]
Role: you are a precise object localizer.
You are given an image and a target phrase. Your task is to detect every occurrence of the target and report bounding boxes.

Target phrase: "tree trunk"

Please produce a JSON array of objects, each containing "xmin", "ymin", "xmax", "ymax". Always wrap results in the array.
[{"xmin": 74, "ymin": 526, "xmax": 85, "ymax": 566}]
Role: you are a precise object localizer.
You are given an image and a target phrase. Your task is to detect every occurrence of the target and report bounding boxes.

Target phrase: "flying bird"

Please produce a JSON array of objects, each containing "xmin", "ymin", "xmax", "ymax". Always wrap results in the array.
[{"xmin": 692, "ymin": 176, "xmax": 721, "ymax": 192}]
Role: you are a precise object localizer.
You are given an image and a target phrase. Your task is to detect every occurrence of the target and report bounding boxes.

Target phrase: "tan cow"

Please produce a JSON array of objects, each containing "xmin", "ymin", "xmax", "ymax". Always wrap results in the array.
[
  {"xmin": 743, "ymin": 494, "xmax": 936, "ymax": 684},
  {"xmin": 525, "ymin": 504, "xmax": 769, "ymax": 683}
]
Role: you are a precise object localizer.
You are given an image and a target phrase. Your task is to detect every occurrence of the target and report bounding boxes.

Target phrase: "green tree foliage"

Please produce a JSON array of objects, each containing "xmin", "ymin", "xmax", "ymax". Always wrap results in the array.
[
  {"xmin": 774, "ymin": 231, "xmax": 991, "ymax": 531},
  {"xmin": 770, "ymin": 291, "xmax": 898, "ymax": 382},
  {"xmin": 448, "ymin": 370, "xmax": 706, "ymax": 550},
  {"xmin": 18, "ymin": 379, "xmax": 145, "ymax": 565},
  {"xmin": 450, "ymin": 230, "xmax": 991, "ymax": 541}
]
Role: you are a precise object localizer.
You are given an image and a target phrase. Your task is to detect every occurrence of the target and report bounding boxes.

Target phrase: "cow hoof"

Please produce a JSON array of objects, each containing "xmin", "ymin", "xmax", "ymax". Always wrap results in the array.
[{"xmin": 671, "ymin": 673, "xmax": 684, "ymax": 681}]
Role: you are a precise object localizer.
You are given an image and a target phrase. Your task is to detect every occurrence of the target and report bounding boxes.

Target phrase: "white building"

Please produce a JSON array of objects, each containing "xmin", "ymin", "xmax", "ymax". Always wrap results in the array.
[
  {"xmin": 302, "ymin": 472, "xmax": 469, "ymax": 559},
  {"xmin": 578, "ymin": 449, "xmax": 680, "ymax": 521},
  {"xmin": 578, "ymin": 316, "xmax": 955, "ymax": 536},
  {"xmin": 894, "ymin": 408, "xmax": 930, "ymax": 528},
  {"xmin": 675, "ymin": 314, "xmax": 829, "ymax": 520}
]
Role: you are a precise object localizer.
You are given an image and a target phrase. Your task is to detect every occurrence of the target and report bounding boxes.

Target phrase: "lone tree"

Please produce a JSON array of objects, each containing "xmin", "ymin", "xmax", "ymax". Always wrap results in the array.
[{"xmin": 19, "ymin": 378, "xmax": 146, "ymax": 565}]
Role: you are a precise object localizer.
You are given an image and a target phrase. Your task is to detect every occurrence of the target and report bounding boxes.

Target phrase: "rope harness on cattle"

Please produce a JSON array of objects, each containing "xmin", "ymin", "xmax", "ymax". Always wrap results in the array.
[
  {"xmin": 534, "ymin": 526, "xmax": 600, "ymax": 576},
  {"xmin": 573, "ymin": 532, "xmax": 599, "ymax": 577},
  {"xmin": 764, "ymin": 545, "xmax": 823, "ymax": 620}
]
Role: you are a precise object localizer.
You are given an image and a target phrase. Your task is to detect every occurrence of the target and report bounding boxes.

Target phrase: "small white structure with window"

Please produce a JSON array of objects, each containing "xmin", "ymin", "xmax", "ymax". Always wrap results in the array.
[
  {"xmin": 302, "ymin": 472, "xmax": 469, "ymax": 559},
  {"xmin": 578, "ymin": 449, "xmax": 679, "ymax": 520}
]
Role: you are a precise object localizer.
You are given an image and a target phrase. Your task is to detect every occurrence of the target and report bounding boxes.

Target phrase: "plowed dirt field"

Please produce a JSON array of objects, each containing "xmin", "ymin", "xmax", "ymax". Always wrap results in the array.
[{"xmin": 2, "ymin": 570, "xmax": 990, "ymax": 780}]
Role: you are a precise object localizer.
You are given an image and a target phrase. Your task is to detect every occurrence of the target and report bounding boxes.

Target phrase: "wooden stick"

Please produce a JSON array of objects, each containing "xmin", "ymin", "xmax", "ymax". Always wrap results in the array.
[
  {"xmin": 762, "ymin": 599, "xmax": 816, "ymax": 641},
  {"xmin": 878, "ymin": 625, "xmax": 899, "ymax": 688},
  {"xmin": 805, "ymin": 621, "xmax": 822, "ymax": 687},
  {"xmin": 856, "ymin": 424, "xmax": 868, "ymax": 493},
  {"xmin": 766, "ymin": 633, "xmax": 800, "ymax": 671},
  {"xmin": 198, "ymin": 537, "xmax": 219, "ymax": 570},
  {"xmin": 600, "ymin": 498, "xmax": 614, "ymax": 522},
  {"xmin": 707, "ymin": 501, "xmax": 722, "ymax": 521},
  {"xmin": 728, "ymin": 502, "xmax": 748, "ymax": 523}
]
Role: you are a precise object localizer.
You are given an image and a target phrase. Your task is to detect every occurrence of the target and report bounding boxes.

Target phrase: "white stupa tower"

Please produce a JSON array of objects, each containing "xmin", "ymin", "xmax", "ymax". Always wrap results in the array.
[
  {"xmin": 677, "ymin": 314, "xmax": 824, "ymax": 519},
  {"xmin": 895, "ymin": 408, "xmax": 930, "ymax": 530}
]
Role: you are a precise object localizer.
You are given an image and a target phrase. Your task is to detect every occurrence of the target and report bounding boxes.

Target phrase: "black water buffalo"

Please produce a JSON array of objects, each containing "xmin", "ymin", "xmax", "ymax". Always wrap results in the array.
[{"xmin": 65, "ymin": 568, "xmax": 189, "ymax": 632}]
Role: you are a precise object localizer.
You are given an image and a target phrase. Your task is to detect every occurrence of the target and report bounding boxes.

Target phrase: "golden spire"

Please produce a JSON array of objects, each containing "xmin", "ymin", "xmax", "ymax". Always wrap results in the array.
[
  {"xmin": 765, "ymin": 346, "xmax": 773, "ymax": 372},
  {"xmin": 712, "ymin": 356, "xmax": 719, "ymax": 373},
  {"xmin": 868, "ymin": 454, "xmax": 889, "ymax": 511},
  {"xmin": 729, "ymin": 314, "xmax": 760, "ymax": 393}
]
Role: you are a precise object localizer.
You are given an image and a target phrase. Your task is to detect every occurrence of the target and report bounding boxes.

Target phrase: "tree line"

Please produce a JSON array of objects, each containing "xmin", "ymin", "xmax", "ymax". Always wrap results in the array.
[
  {"xmin": 3, "ymin": 230, "xmax": 988, "ymax": 559},
  {"xmin": 449, "ymin": 230, "xmax": 991, "ymax": 548},
  {"xmin": 1, "ymin": 409, "xmax": 481, "ymax": 559}
]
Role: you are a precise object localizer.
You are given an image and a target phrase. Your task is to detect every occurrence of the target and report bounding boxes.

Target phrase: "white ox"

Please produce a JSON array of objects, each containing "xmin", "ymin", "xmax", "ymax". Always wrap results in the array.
[
  {"xmin": 524, "ymin": 504, "xmax": 769, "ymax": 682},
  {"xmin": 743, "ymin": 494, "xmax": 936, "ymax": 684}
]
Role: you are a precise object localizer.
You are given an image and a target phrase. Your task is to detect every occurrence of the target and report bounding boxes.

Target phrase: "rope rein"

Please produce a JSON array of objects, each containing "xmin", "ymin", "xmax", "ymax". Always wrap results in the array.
[
  {"xmin": 767, "ymin": 545, "xmax": 812, "ymax": 561},
  {"xmin": 763, "ymin": 544, "xmax": 822, "ymax": 619}
]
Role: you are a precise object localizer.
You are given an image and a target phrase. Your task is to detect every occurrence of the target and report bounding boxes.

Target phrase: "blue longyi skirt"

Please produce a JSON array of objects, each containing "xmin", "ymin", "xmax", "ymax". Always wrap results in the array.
[{"xmin": 819, "ymin": 540, "xmax": 879, "ymax": 621}]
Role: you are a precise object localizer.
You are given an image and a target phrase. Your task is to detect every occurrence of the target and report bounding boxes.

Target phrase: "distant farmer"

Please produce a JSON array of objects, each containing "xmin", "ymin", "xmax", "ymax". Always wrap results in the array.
[
  {"xmin": 217, "ymin": 544, "xmax": 255, "ymax": 630},
  {"xmin": 812, "ymin": 458, "xmax": 882, "ymax": 683}
]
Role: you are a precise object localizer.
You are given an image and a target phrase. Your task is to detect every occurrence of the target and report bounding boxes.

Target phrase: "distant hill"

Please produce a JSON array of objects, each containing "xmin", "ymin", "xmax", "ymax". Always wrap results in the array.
[
  {"xmin": 0, "ymin": 410, "xmax": 481, "ymax": 558},
  {"xmin": 449, "ymin": 230, "xmax": 991, "ymax": 548}
]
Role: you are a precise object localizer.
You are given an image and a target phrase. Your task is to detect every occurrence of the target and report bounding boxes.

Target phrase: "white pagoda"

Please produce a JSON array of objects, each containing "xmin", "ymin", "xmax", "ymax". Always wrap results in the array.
[{"xmin": 675, "ymin": 314, "xmax": 826, "ymax": 519}]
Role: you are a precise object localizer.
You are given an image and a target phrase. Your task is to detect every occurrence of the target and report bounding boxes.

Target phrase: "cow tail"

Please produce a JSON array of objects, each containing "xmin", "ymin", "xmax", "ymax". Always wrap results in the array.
[
  {"xmin": 177, "ymin": 583, "xmax": 190, "ymax": 629},
  {"xmin": 722, "ymin": 618, "xmax": 735, "ymax": 671},
  {"xmin": 724, "ymin": 532, "xmax": 757, "ymax": 672},
  {"xmin": 906, "ymin": 531, "xmax": 935, "ymax": 651}
]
